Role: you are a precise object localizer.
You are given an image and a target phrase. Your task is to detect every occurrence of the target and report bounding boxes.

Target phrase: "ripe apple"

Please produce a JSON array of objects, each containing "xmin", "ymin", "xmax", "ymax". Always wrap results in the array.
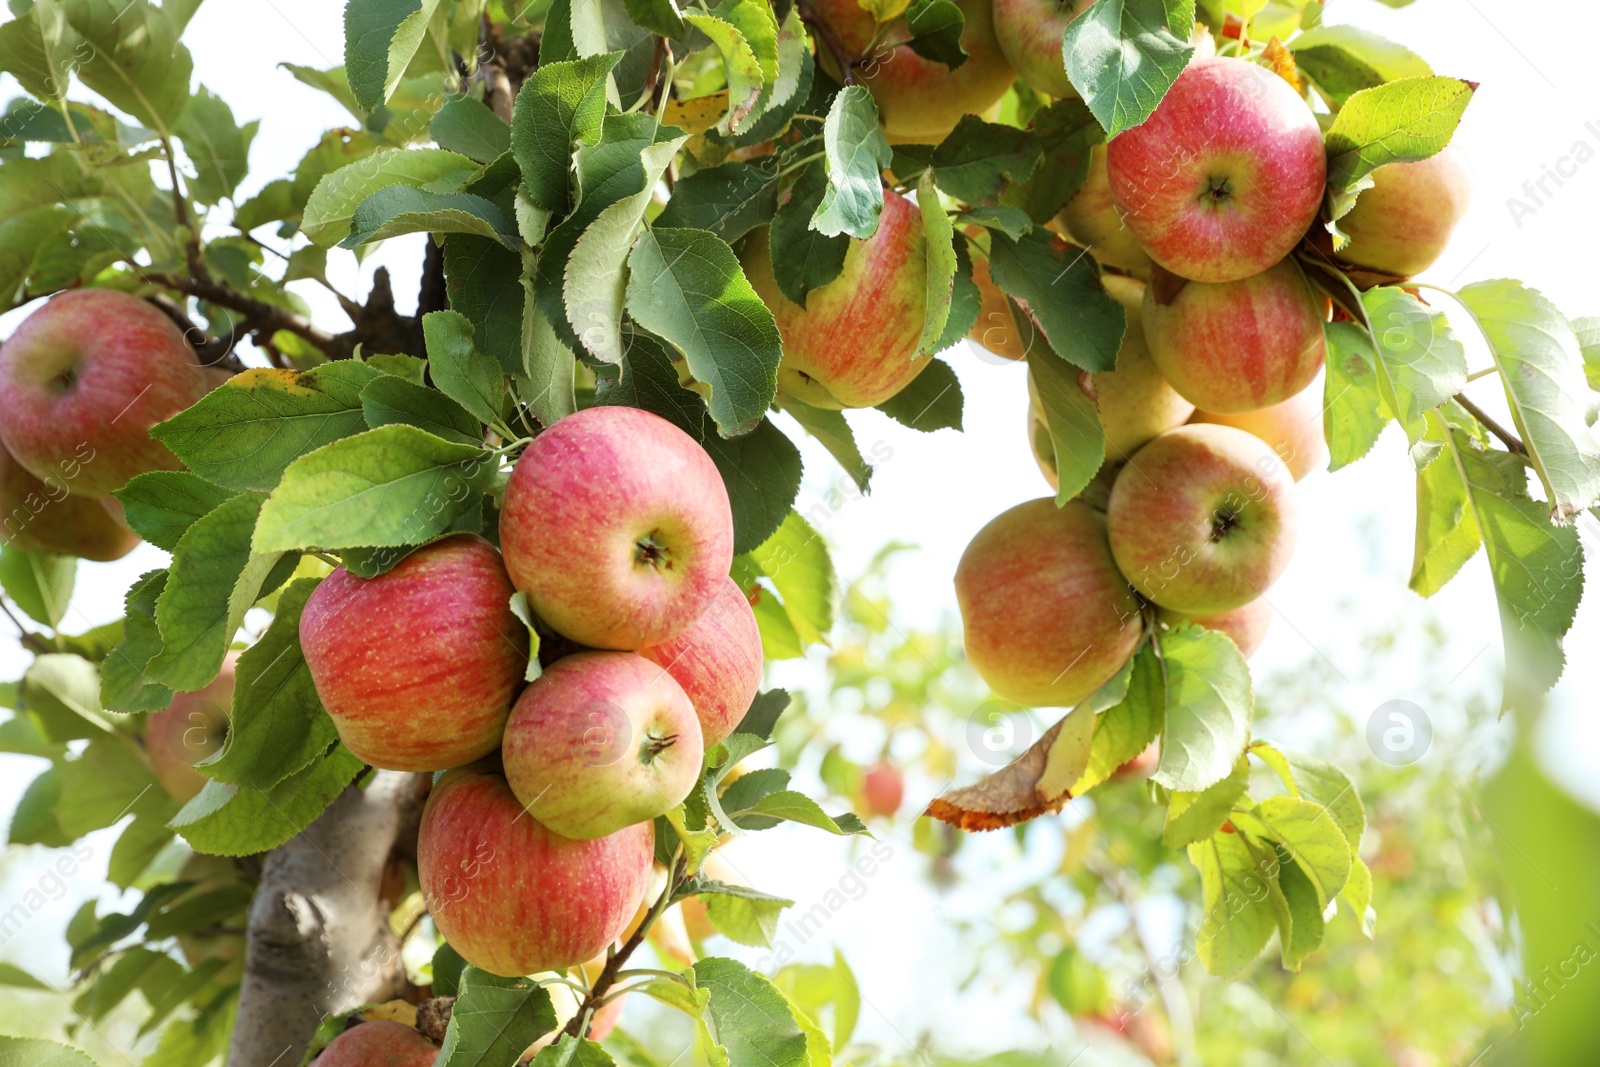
[
  {"xmin": 1191, "ymin": 377, "xmax": 1328, "ymax": 481},
  {"xmin": 301, "ymin": 534, "xmax": 527, "ymax": 772},
  {"xmin": 418, "ymin": 768, "xmax": 654, "ymax": 977},
  {"xmin": 809, "ymin": 0, "xmax": 1016, "ymax": 142},
  {"xmin": 860, "ymin": 762, "xmax": 904, "ymax": 818},
  {"xmin": 955, "ymin": 499, "xmax": 1143, "ymax": 707},
  {"xmin": 639, "ymin": 574, "xmax": 763, "ymax": 748},
  {"xmin": 1141, "ymin": 259, "xmax": 1326, "ymax": 415},
  {"xmin": 1085, "ymin": 275, "xmax": 1195, "ymax": 457},
  {"xmin": 745, "ymin": 190, "xmax": 932, "ymax": 409},
  {"xmin": 0, "ymin": 290, "xmax": 205, "ymax": 496},
  {"xmin": 1106, "ymin": 424, "xmax": 1298, "ymax": 614},
  {"xmin": 992, "ymin": 0, "xmax": 1092, "ymax": 98},
  {"xmin": 1055, "ymin": 143, "xmax": 1153, "ymax": 279},
  {"xmin": 967, "ymin": 253, "xmax": 1032, "ymax": 362},
  {"xmin": 146, "ymin": 653, "xmax": 236, "ymax": 802},
  {"xmin": 1335, "ymin": 146, "xmax": 1472, "ymax": 278},
  {"xmin": 500, "ymin": 406, "xmax": 733, "ymax": 649},
  {"xmin": 0, "ymin": 444, "xmax": 139, "ymax": 561},
  {"xmin": 1105, "ymin": 57, "xmax": 1326, "ymax": 283},
  {"xmin": 314, "ymin": 1021, "xmax": 437, "ymax": 1066},
  {"xmin": 502, "ymin": 651, "xmax": 703, "ymax": 840},
  {"xmin": 1157, "ymin": 596, "xmax": 1273, "ymax": 658}
]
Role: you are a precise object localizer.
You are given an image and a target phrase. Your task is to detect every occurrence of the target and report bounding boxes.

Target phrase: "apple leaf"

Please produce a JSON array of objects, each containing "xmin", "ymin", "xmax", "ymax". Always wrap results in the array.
[
  {"xmin": 1359, "ymin": 286, "xmax": 1467, "ymax": 449},
  {"xmin": 1456, "ymin": 279, "xmax": 1600, "ymax": 521},
  {"xmin": 779, "ymin": 398, "xmax": 873, "ymax": 492},
  {"xmin": 1187, "ymin": 829, "xmax": 1278, "ymax": 979},
  {"xmin": 739, "ymin": 790, "xmax": 867, "ymax": 835},
  {"xmin": 694, "ymin": 958, "xmax": 811, "ymax": 1067},
  {"xmin": 1072, "ymin": 646, "xmax": 1158, "ymax": 794},
  {"xmin": 1152, "ymin": 623, "xmax": 1253, "ymax": 793},
  {"xmin": 1027, "ymin": 347, "xmax": 1105, "ymax": 505},
  {"xmin": 342, "ymin": 185, "xmax": 517, "ymax": 249},
  {"xmin": 0, "ymin": 4, "xmax": 79, "ymax": 106},
  {"xmin": 360, "ymin": 375, "xmax": 483, "ymax": 445},
  {"xmin": 1324, "ymin": 76, "xmax": 1476, "ymax": 219},
  {"xmin": 169, "ymin": 743, "xmax": 363, "ymax": 856},
  {"xmin": 1274, "ymin": 843, "xmax": 1327, "ymax": 970},
  {"xmin": 9, "ymin": 766, "xmax": 71, "ymax": 847},
  {"xmin": 744, "ymin": 511, "xmax": 837, "ymax": 646},
  {"xmin": 1411, "ymin": 407, "xmax": 1483, "ymax": 596},
  {"xmin": 904, "ymin": 0, "xmax": 967, "ymax": 69},
  {"xmin": 100, "ymin": 571, "xmax": 174, "ymax": 715},
  {"xmin": 1322, "ymin": 321, "xmax": 1388, "ymax": 472},
  {"xmin": 1289, "ymin": 25, "xmax": 1432, "ymax": 105},
  {"xmin": 429, "ymin": 95, "xmax": 511, "ymax": 164},
  {"xmin": 529, "ymin": 1037, "xmax": 616, "ymax": 1067},
  {"xmin": 714, "ymin": 8, "xmax": 816, "ymax": 148},
  {"xmin": 928, "ymin": 117, "xmax": 1041, "ymax": 205},
  {"xmin": 517, "ymin": 299, "xmax": 579, "ymax": 431},
  {"xmin": 699, "ymin": 883, "xmax": 796, "ymax": 948},
  {"xmin": 1250, "ymin": 741, "xmax": 1365, "ymax": 849},
  {"xmin": 436, "ymin": 968, "xmax": 558, "ymax": 1067},
  {"xmin": 342, "ymin": 0, "xmax": 445, "ymax": 112},
  {"xmin": 444, "ymin": 234, "xmax": 524, "ymax": 379},
  {"xmin": 875, "ymin": 358, "xmax": 963, "ymax": 432},
  {"xmin": 421, "ymin": 310, "xmax": 506, "ymax": 426},
  {"xmin": 624, "ymin": 0, "xmax": 686, "ymax": 38},
  {"xmin": 1573, "ymin": 316, "xmax": 1600, "ymax": 391},
  {"xmin": 734, "ymin": 688, "xmax": 791, "ymax": 740},
  {"xmin": 1061, "ymin": 0, "xmax": 1194, "ymax": 139},
  {"xmin": 810, "ymin": 85, "xmax": 892, "ymax": 240},
  {"xmin": 685, "ymin": 11, "xmax": 766, "ymax": 134},
  {"xmin": 0, "ymin": 548, "xmax": 74, "ymax": 631},
  {"xmin": 1000, "ymin": 99, "xmax": 1101, "ymax": 225},
  {"xmin": 655, "ymin": 159, "xmax": 781, "ymax": 244},
  {"xmin": 926, "ymin": 703, "xmax": 1096, "ymax": 831},
  {"xmin": 174, "ymin": 87, "xmax": 258, "ymax": 206},
  {"xmin": 917, "ymin": 170, "xmax": 958, "ymax": 356},
  {"xmin": 61, "ymin": 0, "xmax": 192, "ymax": 132},
  {"xmin": 55, "ymin": 736, "xmax": 166, "ymax": 839},
  {"xmin": 0, "ymin": 1037, "xmax": 101, "ymax": 1066},
  {"xmin": 302, "ymin": 148, "xmax": 476, "ymax": 247},
  {"xmin": 508, "ymin": 52, "xmax": 621, "ymax": 211},
  {"xmin": 1232, "ymin": 795, "xmax": 1353, "ymax": 905},
  {"xmin": 769, "ymin": 162, "xmax": 849, "ymax": 307},
  {"xmin": 1163, "ymin": 754, "xmax": 1250, "ymax": 849},
  {"xmin": 987, "ymin": 231, "xmax": 1124, "ymax": 373}
]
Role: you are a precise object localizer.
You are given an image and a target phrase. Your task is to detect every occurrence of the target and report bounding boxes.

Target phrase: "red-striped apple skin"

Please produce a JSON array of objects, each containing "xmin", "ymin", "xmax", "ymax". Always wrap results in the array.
[
  {"xmin": 639, "ymin": 575, "xmax": 763, "ymax": 747},
  {"xmin": 0, "ymin": 289, "xmax": 205, "ymax": 495},
  {"xmin": 1336, "ymin": 147, "xmax": 1472, "ymax": 278},
  {"xmin": 1106, "ymin": 57, "xmax": 1325, "ymax": 284},
  {"xmin": 417, "ymin": 769, "xmax": 654, "ymax": 978},
  {"xmin": 0, "ymin": 444, "xmax": 140, "ymax": 560},
  {"xmin": 312, "ymin": 1020, "xmax": 438, "ymax": 1066},
  {"xmin": 300, "ymin": 534, "xmax": 526, "ymax": 772},
  {"xmin": 1159, "ymin": 597, "xmax": 1274, "ymax": 658},
  {"xmin": 499, "ymin": 406, "xmax": 733, "ymax": 650},
  {"xmin": 146, "ymin": 653, "xmax": 237, "ymax": 802},
  {"xmin": 1192, "ymin": 378, "xmax": 1329, "ymax": 482}
]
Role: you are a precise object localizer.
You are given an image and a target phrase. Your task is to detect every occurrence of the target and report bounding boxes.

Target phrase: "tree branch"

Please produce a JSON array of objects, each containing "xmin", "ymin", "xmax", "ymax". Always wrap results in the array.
[
  {"xmin": 1454, "ymin": 394, "xmax": 1528, "ymax": 457},
  {"xmin": 145, "ymin": 271, "xmax": 348, "ymax": 360}
]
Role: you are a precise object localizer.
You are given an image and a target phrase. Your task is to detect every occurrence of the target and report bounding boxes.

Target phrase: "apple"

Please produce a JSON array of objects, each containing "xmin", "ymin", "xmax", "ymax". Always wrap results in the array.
[
  {"xmin": 0, "ymin": 444, "xmax": 139, "ymax": 561},
  {"xmin": 1335, "ymin": 146, "xmax": 1472, "ymax": 278},
  {"xmin": 1106, "ymin": 424, "xmax": 1298, "ymax": 614},
  {"xmin": 1084, "ymin": 275, "xmax": 1195, "ymax": 457},
  {"xmin": 0, "ymin": 290, "xmax": 205, "ymax": 496},
  {"xmin": 146, "ymin": 653, "xmax": 236, "ymax": 802},
  {"xmin": 1191, "ymin": 377, "xmax": 1328, "ymax": 481},
  {"xmin": 639, "ymin": 574, "xmax": 763, "ymax": 748},
  {"xmin": 418, "ymin": 767, "xmax": 654, "ymax": 977},
  {"xmin": 1105, "ymin": 57, "xmax": 1326, "ymax": 283},
  {"xmin": 1141, "ymin": 258, "xmax": 1326, "ymax": 415},
  {"xmin": 860, "ymin": 762, "xmax": 904, "ymax": 818},
  {"xmin": 1157, "ymin": 596, "xmax": 1273, "ymax": 658},
  {"xmin": 745, "ymin": 190, "xmax": 933, "ymax": 409},
  {"xmin": 313, "ymin": 1020, "xmax": 437, "ymax": 1066},
  {"xmin": 808, "ymin": 0, "xmax": 1016, "ymax": 143},
  {"xmin": 966, "ymin": 253, "xmax": 1032, "ymax": 362},
  {"xmin": 502, "ymin": 651, "xmax": 703, "ymax": 840},
  {"xmin": 500, "ymin": 406, "xmax": 733, "ymax": 649},
  {"xmin": 301, "ymin": 534, "xmax": 527, "ymax": 773},
  {"xmin": 992, "ymin": 0, "xmax": 1092, "ymax": 99},
  {"xmin": 1055, "ymin": 144, "xmax": 1154, "ymax": 278},
  {"xmin": 955, "ymin": 499, "xmax": 1143, "ymax": 707}
]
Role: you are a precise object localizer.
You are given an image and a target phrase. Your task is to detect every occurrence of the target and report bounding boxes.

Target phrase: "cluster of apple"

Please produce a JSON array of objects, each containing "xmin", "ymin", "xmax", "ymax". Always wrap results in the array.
[
  {"xmin": 295, "ymin": 403, "xmax": 764, "ymax": 981},
  {"xmin": 955, "ymin": 53, "xmax": 1469, "ymax": 708}
]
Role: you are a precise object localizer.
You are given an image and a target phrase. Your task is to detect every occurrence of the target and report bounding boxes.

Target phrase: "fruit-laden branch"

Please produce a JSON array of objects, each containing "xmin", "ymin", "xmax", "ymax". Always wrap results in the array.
[
  {"xmin": 228, "ymin": 771, "xmax": 427, "ymax": 1067},
  {"xmin": 796, "ymin": 0, "xmax": 856, "ymax": 85}
]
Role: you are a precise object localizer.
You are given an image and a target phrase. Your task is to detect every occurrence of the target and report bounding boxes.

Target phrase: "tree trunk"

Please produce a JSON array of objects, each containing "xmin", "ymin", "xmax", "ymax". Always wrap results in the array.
[{"xmin": 227, "ymin": 771, "xmax": 426, "ymax": 1067}]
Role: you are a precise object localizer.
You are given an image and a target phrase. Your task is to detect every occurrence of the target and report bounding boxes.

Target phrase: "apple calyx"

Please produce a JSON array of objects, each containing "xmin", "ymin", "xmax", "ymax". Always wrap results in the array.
[
  {"xmin": 641, "ymin": 732, "xmax": 680, "ymax": 764},
  {"xmin": 633, "ymin": 531, "xmax": 674, "ymax": 572},
  {"xmin": 1209, "ymin": 507, "xmax": 1241, "ymax": 543}
]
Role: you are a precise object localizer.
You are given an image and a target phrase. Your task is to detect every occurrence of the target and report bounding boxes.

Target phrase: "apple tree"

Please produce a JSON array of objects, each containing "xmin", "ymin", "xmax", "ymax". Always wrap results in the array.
[{"xmin": 0, "ymin": 0, "xmax": 1594, "ymax": 1064}]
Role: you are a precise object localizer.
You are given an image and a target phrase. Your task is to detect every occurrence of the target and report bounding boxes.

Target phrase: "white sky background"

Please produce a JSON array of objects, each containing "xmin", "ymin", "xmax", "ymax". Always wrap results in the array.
[{"xmin": 0, "ymin": 0, "xmax": 1598, "ymax": 1058}]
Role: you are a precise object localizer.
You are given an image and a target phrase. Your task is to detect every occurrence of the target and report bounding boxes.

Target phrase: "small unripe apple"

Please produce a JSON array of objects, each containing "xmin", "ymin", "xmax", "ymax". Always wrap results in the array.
[
  {"xmin": 1191, "ymin": 378, "xmax": 1328, "ymax": 481},
  {"xmin": 1055, "ymin": 143, "xmax": 1153, "ymax": 279},
  {"xmin": 1335, "ymin": 146, "xmax": 1471, "ymax": 278},
  {"xmin": 0, "ymin": 444, "xmax": 139, "ymax": 561},
  {"xmin": 145, "ymin": 654, "xmax": 237, "ymax": 802},
  {"xmin": 639, "ymin": 574, "xmax": 763, "ymax": 748},
  {"xmin": 313, "ymin": 1020, "xmax": 438, "ymax": 1066},
  {"xmin": 860, "ymin": 763, "xmax": 905, "ymax": 818},
  {"xmin": 1157, "ymin": 596, "xmax": 1273, "ymax": 658}
]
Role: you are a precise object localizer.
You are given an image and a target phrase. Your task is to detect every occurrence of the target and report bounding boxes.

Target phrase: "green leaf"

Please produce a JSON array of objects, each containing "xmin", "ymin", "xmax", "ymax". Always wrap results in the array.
[
  {"xmin": 9, "ymin": 765, "xmax": 71, "ymax": 846},
  {"xmin": 739, "ymin": 790, "xmax": 865, "ymax": 835},
  {"xmin": 56, "ymin": 735, "xmax": 163, "ymax": 838},
  {"xmin": 61, "ymin": 0, "xmax": 193, "ymax": 132},
  {"xmin": 106, "ymin": 811, "xmax": 175, "ymax": 889},
  {"xmin": 343, "ymin": 0, "xmax": 446, "ymax": 112},
  {"xmin": 0, "ymin": 963, "xmax": 51, "ymax": 991},
  {"xmin": 1360, "ymin": 286, "xmax": 1467, "ymax": 448},
  {"xmin": 936, "ymin": 235, "xmax": 982, "ymax": 352},
  {"xmin": 1323, "ymin": 320, "xmax": 1387, "ymax": 471},
  {"xmin": 626, "ymin": 227, "xmax": 782, "ymax": 436},
  {"xmin": 1324, "ymin": 76, "xmax": 1476, "ymax": 215},
  {"xmin": 1073, "ymin": 643, "xmax": 1160, "ymax": 793},
  {"xmin": 302, "ymin": 147, "xmax": 476, "ymax": 246},
  {"xmin": 1027, "ymin": 348, "xmax": 1104, "ymax": 503},
  {"xmin": 529, "ymin": 1037, "xmax": 616, "ymax": 1067},
  {"xmin": 361, "ymin": 374, "xmax": 482, "ymax": 444},
  {"xmin": 511, "ymin": 52, "xmax": 623, "ymax": 211},
  {"xmin": 916, "ymin": 170, "xmax": 957, "ymax": 357},
  {"xmin": 1411, "ymin": 407, "xmax": 1480, "ymax": 595},
  {"xmin": 152, "ymin": 363, "xmax": 382, "ymax": 492},
  {"xmin": 701, "ymin": 885, "xmax": 794, "ymax": 949},
  {"xmin": 422, "ymin": 310, "xmax": 506, "ymax": 425},
  {"xmin": 101, "ymin": 570, "xmax": 173, "ymax": 714},
  {"xmin": 1152, "ymin": 623, "xmax": 1253, "ymax": 793},
  {"xmin": 170, "ymin": 744, "xmax": 363, "ymax": 856},
  {"xmin": 0, "ymin": 714, "xmax": 67, "ymax": 759},
  {"xmin": 0, "ymin": 547, "xmax": 74, "ymax": 629},
  {"xmin": 624, "ymin": 0, "xmax": 685, "ymax": 37},
  {"xmin": 0, "ymin": 1037, "xmax": 101, "ymax": 1065},
  {"xmin": 1163, "ymin": 754, "xmax": 1248, "ymax": 848},
  {"xmin": 436, "ymin": 968, "xmax": 558, "ymax": 1066},
  {"xmin": 444, "ymin": 234, "xmax": 525, "ymax": 376},
  {"xmin": 1001, "ymin": 99, "xmax": 1101, "ymax": 225},
  {"xmin": 253, "ymin": 425, "xmax": 494, "ymax": 552},
  {"xmin": 745, "ymin": 511, "xmax": 836, "ymax": 645},
  {"xmin": 685, "ymin": 12, "xmax": 765, "ymax": 134},
  {"xmin": 1188, "ymin": 829, "xmax": 1277, "ymax": 978},
  {"xmin": 778, "ymin": 399, "xmax": 873, "ymax": 492},
  {"xmin": 704, "ymin": 419, "xmax": 805, "ymax": 554},
  {"xmin": 929, "ymin": 116, "xmax": 1041, "ymax": 205},
  {"xmin": 693, "ymin": 957, "xmax": 811, "ymax": 1067},
  {"xmin": 655, "ymin": 159, "xmax": 780, "ymax": 244},
  {"xmin": 430, "ymin": 95, "xmax": 510, "ymax": 163},
  {"xmin": 368, "ymin": 352, "xmax": 428, "ymax": 383},
  {"xmin": 1457, "ymin": 280, "xmax": 1600, "ymax": 520},
  {"xmin": 1250, "ymin": 741, "xmax": 1365, "ymax": 848},
  {"xmin": 1232, "ymin": 795, "xmax": 1353, "ymax": 905},
  {"xmin": 114, "ymin": 471, "xmax": 240, "ymax": 554},
  {"xmin": 25, "ymin": 652, "xmax": 110, "ymax": 742},
  {"xmin": 903, "ymin": 0, "xmax": 967, "ymax": 69},
  {"xmin": 1573, "ymin": 316, "xmax": 1600, "ymax": 392},
  {"xmin": 280, "ymin": 63, "xmax": 365, "ymax": 120},
  {"xmin": 1290, "ymin": 25, "xmax": 1431, "ymax": 105},
  {"xmin": 1061, "ymin": 0, "xmax": 1195, "ymax": 138},
  {"xmin": 874, "ymin": 358, "xmax": 963, "ymax": 432},
  {"xmin": 713, "ymin": 7, "xmax": 815, "ymax": 148},
  {"xmin": 811, "ymin": 85, "xmax": 891, "ymax": 239},
  {"xmin": 768, "ymin": 161, "xmax": 849, "ymax": 307},
  {"xmin": 988, "ymin": 231, "xmax": 1124, "ymax": 372},
  {"xmin": 0, "ymin": 4, "xmax": 79, "ymax": 106},
  {"xmin": 175, "ymin": 87, "xmax": 258, "ymax": 205},
  {"xmin": 343, "ymin": 184, "xmax": 517, "ymax": 248},
  {"xmin": 1274, "ymin": 843, "xmax": 1326, "ymax": 969}
]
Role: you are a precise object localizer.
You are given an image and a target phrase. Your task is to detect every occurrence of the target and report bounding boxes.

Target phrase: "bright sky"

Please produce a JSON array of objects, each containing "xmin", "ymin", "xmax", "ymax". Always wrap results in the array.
[{"xmin": 0, "ymin": 0, "xmax": 1597, "ymax": 1059}]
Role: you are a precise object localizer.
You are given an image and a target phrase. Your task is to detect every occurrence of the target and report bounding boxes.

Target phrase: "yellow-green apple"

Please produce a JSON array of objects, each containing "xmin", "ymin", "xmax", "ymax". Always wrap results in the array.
[
  {"xmin": 1023, "ymin": 390, "xmax": 1123, "ymax": 505},
  {"xmin": 1157, "ymin": 596, "xmax": 1273, "ymax": 658},
  {"xmin": 1141, "ymin": 259, "xmax": 1326, "ymax": 414},
  {"xmin": 967, "ymin": 253, "xmax": 1032, "ymax": 361},
  {"xmin": 1192, "ymin": 377, "xmax": 1327, "ymax": 481},
  {"xmin": 809, "ymin": 0, "xmax": 1016, "ymax": 142},
  {"xmin": 639, "ymin": 575, "xmax": 762, "ymax": 748},
  {"xmin": 313, "ymin": 1020, "xmax": 437, "ymax": 1066},
  {"xmin": 0, "ymin": 290, "xmax": 205, "ymax": 495},
  {"xmin": 145, "ymin": 653, "xmax": 236, "ymax": 802},
  {"xmin": 860, "ymin": 762, "xmax": 904, "ymax": 817},
  {"xmin": 745, "ymin": 191, "xmax": 932, "ymax": 409},
  {"xmin": 955, "ymin": 499, "xmax": 1142, "ymax": 707},
  {"xmin": 1055, "ymin": 144, "xmax": 1153, "ymax": 278},
  {"xmin": 418, "ymin": 767, "xmax": 654, "ymax": 977},
  {"xmin": 0, "ymin": 444, "xmax": 139, "ymax": 560},
  {"xmin": 1086, "ymin": 275, "xmax": 1194, "ymax": 457},
  {"xmin": 300, "ymin": 534, "xmax": 527, "ymax": 772},
  {"xmin": 992, "ymin": 0, "xmax": 1092, "ymax": 98},
  {"xmin": 500, "ymin": 406, "xmax": 733, "ymax": 648},
  {"xmin": 1106, "ymin": 57, "xmax": 1325, "ymax": 283},
  {"xmin": 502, "ymin": 651, "xmax": 702, "ymax": 840},
  {"xmin": 1334, "ymin": 146, "xmax": 1471, "ymax": 278},
  {"xmin": 1106, "ymin": 424, "xmax": 1298, "ymax": 614}
]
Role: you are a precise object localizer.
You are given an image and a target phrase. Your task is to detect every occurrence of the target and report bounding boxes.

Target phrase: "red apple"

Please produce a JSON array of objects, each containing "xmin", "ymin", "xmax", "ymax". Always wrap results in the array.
[
  {"xmin": 992, "ymin": 0, "xmax": 1092, "ymax": 99},
  {"xmin": 1055, "ymin": 143, "xmax": 1153, "ymax": 278},
  {"xmin": 746, "ymin": 190, "xmax": 932, "ymax": 409},
  {"xmin": 1335, "ymin": 146, "xmax": 1472, "ymax": 278},
  {"xmin": 0, "ymin": 444, "xmax": 139, "ymax": 561},
  {"xmin": 1141, "ymin": 259, "xmax": 1326, "ymax": 415},
  {"xmin": 300, "ymin": 534, "xmax": 527, "ymax": 772},
  {"xmin": 955, "ymin": 499, "xmax": 1143, "ymax": 707},
  {"xmin": 810, "ymin": 0, "xmax": 1016, "ymax": 142},
  {"xmin": 1106, "ymin": 57, "xmax": 1325, "ymax": 283},
  {"xmin": 313, "ymin": 1020, "xmax": 438, "ymax": 1066},
  {"xmin": 1106, "ymin": 424, "xmax": 1298, "ymax": 614},
  {"xmin": 967, "ymin": 252, "xmax": 1032, "ymax": 362},
  {"xmin": 1191, "ymin": 377, "xmax": 1328, "ymax": 481},
  {"xmin": 418, "ymin": 768, "xmax": 654, "ymax": 977},
  {"xmin": 146, "ymin": 653, "xmax": 236, "ymax": 802},
  {"xmin": 860, "ymin": 762, "xmax": 904, "ymax": 818},
  {"xmin": 0, "ymin": 290, "xmax": 205, "ymax": 496},
  {"xmin": 639, "ymin": 575, "xmax": 763, "ymax": 748},
  {"xmin": 502, "ymin": 651, "xmax": 702, "ymax": 840},
  {"xmin": 500, "ymin": 406, "xmax": 733, "ymax": 649},
  {"xmin": 1158, "ymin": 596, "xmax": 1273, "ymax": 658}
]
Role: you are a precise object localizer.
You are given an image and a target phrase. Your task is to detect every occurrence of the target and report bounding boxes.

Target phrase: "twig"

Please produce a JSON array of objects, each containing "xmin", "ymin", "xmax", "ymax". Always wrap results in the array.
[
  {"xmin": 160, "ymin": 138, "xmax": 212, "ymax": 285},
  {"xmin": 145, "ymin": 271, "xmax": 347, "ymax": 360},
  {"xmin": 797, "ymin": 0, "xmax": 856, "ymax": 85},
  {"xmin": 1454, "ymin": 394, "xmax": 1528, "ymax": 457}
]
